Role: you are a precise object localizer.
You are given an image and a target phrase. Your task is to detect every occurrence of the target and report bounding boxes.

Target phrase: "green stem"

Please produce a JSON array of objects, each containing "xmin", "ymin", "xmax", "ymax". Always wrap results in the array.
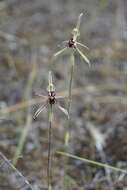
[
  {"xmin": 65, "ymin": 53, "xmax": 75, "ymax": 146},
  {"xmin": 48, "ymin": 105, "xmax": 53, "ymax": 190},
  {"xmin": 67, "ymin": 53, "xmax": 75, "ymax": 114},
  {"xmin": 63, "ymin": 53, "xmax": 75, "ymax": 190}
]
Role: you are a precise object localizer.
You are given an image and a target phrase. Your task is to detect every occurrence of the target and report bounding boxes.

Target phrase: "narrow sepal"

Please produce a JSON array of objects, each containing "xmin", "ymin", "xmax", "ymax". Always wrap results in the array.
[
  {"xmin": 33, "ymin": 102, "xmax": 47, "ymax": 119},
  {"xmin": 76, "ymin": 42, "xmax": 89, "ymax": 50},
  {"xmin": 76, "ymin": 47, "xmax": 91, "ymax": 67},
  {"xmin": 57, "ymin": 103, "xmax": 69, "ymax": 119},
  {"xmin": 54, "ymin": 47, "xmax": 67, "ymax": 57}
]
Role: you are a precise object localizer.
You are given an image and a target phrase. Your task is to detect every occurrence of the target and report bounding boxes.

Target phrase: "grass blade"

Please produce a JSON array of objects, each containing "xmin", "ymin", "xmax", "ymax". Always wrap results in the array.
[
  {"xmin": 57, "ymin": 151, "xmax": 127, "ymax": 174},
  {"xmin": 0, "ymin": 152, "xmax": 33, "ymax": 190}
]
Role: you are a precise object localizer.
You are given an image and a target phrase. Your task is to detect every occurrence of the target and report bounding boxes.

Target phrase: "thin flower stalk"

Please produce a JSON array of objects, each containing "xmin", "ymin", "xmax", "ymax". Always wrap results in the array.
[
  {"xmin": 48, "ymin": 105, "xmax": 53, "ymax": 190},
  {"xmin": 64, "ymin": 53, "xmax": 74, "ymax": 147},
  {"xmin": 33, "ymin": 71, "xmax": 68, "ymax": 189},
  {"xmin": 67, "ymin": 53, "xmax": 74, "ymax": 114}
]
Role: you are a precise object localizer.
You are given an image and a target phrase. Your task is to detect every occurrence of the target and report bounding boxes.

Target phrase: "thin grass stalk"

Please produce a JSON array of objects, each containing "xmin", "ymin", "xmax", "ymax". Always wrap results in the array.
[
  {"xmin": 57, "ymin": 151, "xmax": 127, "ymax": 174},
  {"xmin": 13, "ymin": 113, "xmax": 32, "ymax": 165},
  {"xmin": 13, "ymin": 53, "xmax": 37, "ymax": 165},
  {"xmin": 47, "ymin": 105, "xmax": 53, "ymax": 190},
  {"xmin": 0, "ymin": 152, "xmax": 33, "ymax": 190}
]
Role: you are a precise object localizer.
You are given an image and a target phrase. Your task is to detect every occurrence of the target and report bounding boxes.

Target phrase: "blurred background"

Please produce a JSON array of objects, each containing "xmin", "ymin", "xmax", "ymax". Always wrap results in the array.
[{"xmin": 0, "ymin": 0, "xmax": 127, "ymax": 189}]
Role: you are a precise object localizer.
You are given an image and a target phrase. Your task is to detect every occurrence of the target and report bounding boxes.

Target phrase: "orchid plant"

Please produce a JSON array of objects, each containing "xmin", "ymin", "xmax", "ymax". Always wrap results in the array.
[
  {"xmin": 53, "ymin": 13, "xmax": 90, "ymax": 150},
  {"xmin": 34, "ymin": 71, "xmax": 68, "ymax": 190}
]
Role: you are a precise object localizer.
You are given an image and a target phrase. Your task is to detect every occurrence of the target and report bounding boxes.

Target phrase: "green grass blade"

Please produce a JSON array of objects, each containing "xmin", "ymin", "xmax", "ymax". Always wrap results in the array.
[
  {"xmin": 13, "ymin": 114, "xmax": 32, "ymax": 165},
  {"xmin": 57, "ymin": 151, "xmax": 127, "ymax": 174}
]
